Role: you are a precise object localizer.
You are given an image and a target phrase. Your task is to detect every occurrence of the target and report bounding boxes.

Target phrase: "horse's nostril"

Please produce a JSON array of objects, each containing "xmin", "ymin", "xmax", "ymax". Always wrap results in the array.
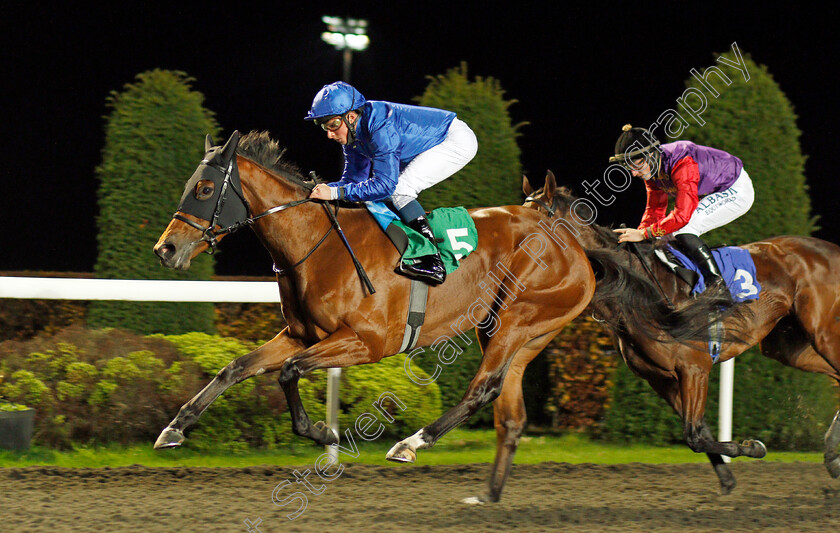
[{"xmin": 155, "ymin": 243, "xmax": 176, "ymax": 260}]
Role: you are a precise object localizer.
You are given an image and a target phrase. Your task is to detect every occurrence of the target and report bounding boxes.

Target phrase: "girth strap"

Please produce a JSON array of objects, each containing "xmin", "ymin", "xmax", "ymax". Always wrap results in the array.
[{"xmin": 398, "ymin": 279, "xmax": 429, "ymax": 353}]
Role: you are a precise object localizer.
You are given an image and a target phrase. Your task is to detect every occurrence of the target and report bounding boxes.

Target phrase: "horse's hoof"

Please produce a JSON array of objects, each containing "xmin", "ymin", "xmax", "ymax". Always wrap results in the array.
[
  {"xmin": 385, "ymin": 442, "xmax": 416, "ymax": 463},
  {"xmin": 719, "ymin": 479, "xmax": 736, "ymax": 495},
  {"xmin": 313, "ymin": 421, "xmax": 339, "ymax": 446},
  {"xmin": 825, "ymin": 456, "xmax": 840, "ymax": 478},
  {"xmin": 743, "ymin": 439, "xmax": 767, "ymax": 458},
  {"xmin": 154, "ymin": 427, "xmax": 185, "ymax": 449}
]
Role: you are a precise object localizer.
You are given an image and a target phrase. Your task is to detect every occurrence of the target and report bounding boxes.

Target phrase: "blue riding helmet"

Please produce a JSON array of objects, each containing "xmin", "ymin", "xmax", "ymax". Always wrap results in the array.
[{"xmin": 304, "ymin": 81, "xmax": 366, "ymax": 121}]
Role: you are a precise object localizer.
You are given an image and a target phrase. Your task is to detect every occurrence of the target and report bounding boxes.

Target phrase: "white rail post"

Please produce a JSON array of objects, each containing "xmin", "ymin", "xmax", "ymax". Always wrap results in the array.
[
  {"xmin": 718, "ymin": 358, "xmax": 735, "ymax": 463},
  {"xmin": 326, "ymin": 368, "xmax": 341, "ymax": 463}
]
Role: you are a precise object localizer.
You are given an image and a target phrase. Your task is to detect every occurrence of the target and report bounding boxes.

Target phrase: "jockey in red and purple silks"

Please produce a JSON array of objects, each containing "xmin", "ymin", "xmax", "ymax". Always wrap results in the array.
[{"xmin": 611, "ymin": 124, "xmax": 755, "ymax": 288}]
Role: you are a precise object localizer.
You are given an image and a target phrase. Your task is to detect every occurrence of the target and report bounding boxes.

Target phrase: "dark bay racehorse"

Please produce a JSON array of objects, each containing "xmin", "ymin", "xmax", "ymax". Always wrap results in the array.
[
  {"xmin": 524, "ymin": 170, "xmax": 840, "ymax": 494},
  {"xmin": 153, "ymin": 131, "xmax": 729, "ymax": 503}
]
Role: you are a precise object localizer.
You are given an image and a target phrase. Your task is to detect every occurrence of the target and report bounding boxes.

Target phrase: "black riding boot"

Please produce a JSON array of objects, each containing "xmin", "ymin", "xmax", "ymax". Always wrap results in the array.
[
  {"xmin": 674, "ymin": 233, "xmax": 723, "ymax": 288},
  {"xmin": 400, "ymin": 216, "xmax": 447, "ymax": 285}
]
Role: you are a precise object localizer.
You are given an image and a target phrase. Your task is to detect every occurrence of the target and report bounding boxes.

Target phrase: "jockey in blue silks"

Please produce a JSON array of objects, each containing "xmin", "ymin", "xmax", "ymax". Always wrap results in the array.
[{"xmin": 305, "ymin": 81, "xmax": 478, "ymax": 285}]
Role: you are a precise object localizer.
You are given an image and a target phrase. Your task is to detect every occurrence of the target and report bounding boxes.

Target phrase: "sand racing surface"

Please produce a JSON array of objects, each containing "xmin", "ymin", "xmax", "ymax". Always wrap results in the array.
[{"xmin": 2, "ymin": 461, "xmax": 839, "ymax": 532}]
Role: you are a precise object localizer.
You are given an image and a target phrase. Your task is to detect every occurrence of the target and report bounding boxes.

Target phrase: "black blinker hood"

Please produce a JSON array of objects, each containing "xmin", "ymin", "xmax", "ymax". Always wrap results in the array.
[{"xmin": 176, "ymin": 131, "xmax": 249, "ymax": 229}]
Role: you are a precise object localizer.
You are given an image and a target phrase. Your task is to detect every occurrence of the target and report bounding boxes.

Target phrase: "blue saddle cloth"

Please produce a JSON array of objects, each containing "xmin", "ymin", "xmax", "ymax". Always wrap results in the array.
[{"xmin": 667, "ymin": 245, "xmax": 762, "ymax": 302}]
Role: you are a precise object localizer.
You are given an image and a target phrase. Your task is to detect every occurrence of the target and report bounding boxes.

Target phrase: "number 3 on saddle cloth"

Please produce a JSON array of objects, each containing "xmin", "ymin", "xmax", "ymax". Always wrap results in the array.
[
  {"xmin": 364, "ymin": 201, "xmax": 478, "ymax": 274},
  {"xmin": 660, "ymin": 245, "xmax": 762, "ymax": 302},
  {"xmin": 655, "ymin": 244, "xmax": 762, "ymax": 363}
]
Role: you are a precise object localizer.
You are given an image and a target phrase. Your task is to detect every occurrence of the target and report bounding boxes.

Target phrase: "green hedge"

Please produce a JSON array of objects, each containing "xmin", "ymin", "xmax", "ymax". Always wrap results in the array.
[{"xmin": 0, "ymin": 327, "xmax": 442, "ymax": 450}]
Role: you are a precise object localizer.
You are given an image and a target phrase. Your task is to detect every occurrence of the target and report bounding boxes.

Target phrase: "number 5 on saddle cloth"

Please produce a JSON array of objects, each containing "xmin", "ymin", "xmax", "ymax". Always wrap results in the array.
[{"xmin": 365, "ymin": 201, "xmax": 478, "ymax": 275}]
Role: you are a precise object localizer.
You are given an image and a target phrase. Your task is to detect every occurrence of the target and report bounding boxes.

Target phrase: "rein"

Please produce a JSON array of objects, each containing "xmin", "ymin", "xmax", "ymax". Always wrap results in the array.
[
  {"xmin": 174, "ymin": 155, "xmax": 375, "ymax": 295},
  {"xmin": 618, "ymin": 225, "xmax": 674, "ymax": 308}
]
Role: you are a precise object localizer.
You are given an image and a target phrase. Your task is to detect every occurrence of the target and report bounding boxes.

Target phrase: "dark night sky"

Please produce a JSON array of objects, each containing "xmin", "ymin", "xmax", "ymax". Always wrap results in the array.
[{"xmin": 2, "ymin": 3, "xmax": 837, "ymax": 276}]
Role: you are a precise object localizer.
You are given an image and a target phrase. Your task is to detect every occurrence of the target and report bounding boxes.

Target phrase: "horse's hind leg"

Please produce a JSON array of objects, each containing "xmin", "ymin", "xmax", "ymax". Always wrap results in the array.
[
  {"xmin": 676, "ymin": 359, "xmax": 767, "ymax": 460},
  {"xmin": 386, "ymin": 327, "xmax": 536, "ymax": 464},
  {"xmin": 462, "ymin": 336, "xmax": 556, "ymax": 504},
  {"xmin": 825, "ymin": 411, "xmax": 840, "ymax": 478},
  {"xmin": 154, "ymin": 330, "xmax": 304, "ymax": 449}
]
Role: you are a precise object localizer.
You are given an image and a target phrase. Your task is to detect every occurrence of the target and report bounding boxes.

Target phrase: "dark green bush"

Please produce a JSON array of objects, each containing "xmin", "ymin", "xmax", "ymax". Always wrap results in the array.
[
  {"xmin": 415, "ymin": 62, "xmax": 526, "ymax": 210},
  {"xmin": 89, "ymin": 69, "xmax": 220, "ymax": 335}
]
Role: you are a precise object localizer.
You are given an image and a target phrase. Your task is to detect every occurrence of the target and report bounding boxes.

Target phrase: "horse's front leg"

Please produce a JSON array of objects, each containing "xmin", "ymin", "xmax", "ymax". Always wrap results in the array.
[
  {"xmin": 154, "ymin": 329, "xmax": 305, "ymax": 449},
  {"xmin": 633, "ymin": 343, "xmax": 739, "ymax": 495},
  {"xmin": 277, "ymin": 326, "xmax": 378, "ymax": 446}
]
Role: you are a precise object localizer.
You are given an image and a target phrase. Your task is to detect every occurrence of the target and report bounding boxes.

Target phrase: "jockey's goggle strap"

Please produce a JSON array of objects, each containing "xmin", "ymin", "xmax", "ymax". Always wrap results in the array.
[{"xmin": 608, "ymin": 140, "xmax": 661, "ymax": 165}]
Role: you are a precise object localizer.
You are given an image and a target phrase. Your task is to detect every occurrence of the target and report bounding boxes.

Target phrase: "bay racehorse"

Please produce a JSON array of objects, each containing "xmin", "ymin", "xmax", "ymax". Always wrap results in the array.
[
  {"xmin": 524, "ymin": 170, "xmax": 840, "ymax": 494},
  {"xmin": 153, "ymin": 131, "xmax": 729, "ymax": 503}
]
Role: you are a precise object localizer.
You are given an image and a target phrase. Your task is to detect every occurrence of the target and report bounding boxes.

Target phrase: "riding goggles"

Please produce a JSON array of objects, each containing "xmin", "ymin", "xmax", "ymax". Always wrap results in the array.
[{"xmin": 318, "ymin": 116, "xmax": 343, "ymax": 132}]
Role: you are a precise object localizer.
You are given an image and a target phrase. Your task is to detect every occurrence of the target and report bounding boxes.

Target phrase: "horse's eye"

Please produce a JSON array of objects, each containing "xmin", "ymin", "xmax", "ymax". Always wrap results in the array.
[{"xmin": 195, "ymin": 180, "xmax": 215, "ymax": 200}]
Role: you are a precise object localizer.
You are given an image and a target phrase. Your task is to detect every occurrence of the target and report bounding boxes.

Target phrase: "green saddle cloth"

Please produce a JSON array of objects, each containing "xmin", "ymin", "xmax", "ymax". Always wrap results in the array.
[{"xmin": 394, "ymin": 207, "xmax": 478, "ymax": 274}]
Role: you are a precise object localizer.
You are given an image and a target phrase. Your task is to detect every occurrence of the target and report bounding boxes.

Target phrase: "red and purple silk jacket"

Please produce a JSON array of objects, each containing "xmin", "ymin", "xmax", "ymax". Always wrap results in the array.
[{"xmin": 639, "ymin": 141, "xmax": 743, "ymax": 236}]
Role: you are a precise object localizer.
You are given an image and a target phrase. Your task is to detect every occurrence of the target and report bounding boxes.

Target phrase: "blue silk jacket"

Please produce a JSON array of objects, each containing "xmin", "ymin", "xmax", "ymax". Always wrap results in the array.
[{"xmin": 327, "ymin": 101, "xmax": 456, "ymax": 201}]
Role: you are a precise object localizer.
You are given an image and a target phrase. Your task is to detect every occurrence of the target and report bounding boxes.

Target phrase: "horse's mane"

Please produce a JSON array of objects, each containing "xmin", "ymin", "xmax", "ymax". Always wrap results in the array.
[
  {"xmin": 236, "ymin": 130, "xmax": 306, "ymax": 182},
  {"xmin": 552, "ymin": 185, "xmax": 663, "ymax": 255},
  {"xmin": 235, "ymin": 130, "xmax": 367, "ymax": 209}
]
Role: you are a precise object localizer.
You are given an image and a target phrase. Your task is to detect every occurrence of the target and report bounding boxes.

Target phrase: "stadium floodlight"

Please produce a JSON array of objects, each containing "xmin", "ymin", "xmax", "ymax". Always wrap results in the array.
[
  {"xmin": 321, "ymin": 16, "xmax": 369, "ymax": 82},
  {"xmin": 321, "ymin": 16, "xmax": 369, "ymax": 51}
]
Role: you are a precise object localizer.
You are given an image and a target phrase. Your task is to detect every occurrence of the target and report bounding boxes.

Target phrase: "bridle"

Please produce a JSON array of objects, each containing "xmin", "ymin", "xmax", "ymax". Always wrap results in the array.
[
  {"xmin": 172, "ymin": 153, "xmax": 375, "ymax": 294},
  {"xmin": 524, "ymin": 193, "xmax": 557, "ymax": 218},
  {"xmin": 173, "ymin": 156, "xmax": 328, "ymax": 259}
]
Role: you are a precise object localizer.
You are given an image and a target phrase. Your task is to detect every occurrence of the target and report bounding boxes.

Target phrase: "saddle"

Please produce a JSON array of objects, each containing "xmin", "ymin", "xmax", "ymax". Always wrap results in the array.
[{"xmin": 365, "ymin": 201, "xmax": 479, "ymax": 353}]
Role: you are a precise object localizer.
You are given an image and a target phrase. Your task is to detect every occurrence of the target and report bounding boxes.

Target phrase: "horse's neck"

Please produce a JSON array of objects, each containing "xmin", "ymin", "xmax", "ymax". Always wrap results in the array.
[{"xmin": 238, "ymin": 160, "xmax": 334, "ymax": 270}]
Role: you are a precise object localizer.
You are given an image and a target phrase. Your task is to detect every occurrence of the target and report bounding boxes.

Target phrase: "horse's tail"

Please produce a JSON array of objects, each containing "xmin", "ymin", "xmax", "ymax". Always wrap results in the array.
[{"xmin": 585, "ymin": 248, "xmax": 748, "ymax": 344}]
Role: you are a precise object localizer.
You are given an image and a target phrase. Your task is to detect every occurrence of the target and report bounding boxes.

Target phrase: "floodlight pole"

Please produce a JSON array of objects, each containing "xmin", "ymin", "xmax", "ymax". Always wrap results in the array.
[
  {"xmin": 343, "ymin": 48, "xmax": 352, "ymax": 83},
  {"xmin": 320, "ymin": 15, "xmax": 369, "ymax": 464}
]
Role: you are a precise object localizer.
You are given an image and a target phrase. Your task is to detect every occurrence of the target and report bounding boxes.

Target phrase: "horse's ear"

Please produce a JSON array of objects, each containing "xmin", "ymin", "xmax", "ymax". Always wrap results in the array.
[
  {"xmin": 221, "ymin": 130, "xmax": 241, "ymax": 161},
  {"xmin": 205, "ymin": 134, "xmax": 214, "ymax": 152},
  {"xmin": 544, "ymin": 170, "xmax": 557, "ymax": 199},
  {"xmin": 522, "ymin": 175, "xmax": 535, "ymax": 196}
]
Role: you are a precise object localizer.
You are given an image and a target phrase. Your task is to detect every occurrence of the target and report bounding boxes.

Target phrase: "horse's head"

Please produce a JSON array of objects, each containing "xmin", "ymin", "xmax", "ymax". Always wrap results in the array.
[
  {"xmin": 154, "ymin": 131, "xmax": 249, "ymax": 269},
  {"xmin": 522, "ymin": 170, "xmax": 577, "ymax": 218},
  {"xmin": 523, "ymin": 170, "xmax": 618, "ymax": 249}
]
